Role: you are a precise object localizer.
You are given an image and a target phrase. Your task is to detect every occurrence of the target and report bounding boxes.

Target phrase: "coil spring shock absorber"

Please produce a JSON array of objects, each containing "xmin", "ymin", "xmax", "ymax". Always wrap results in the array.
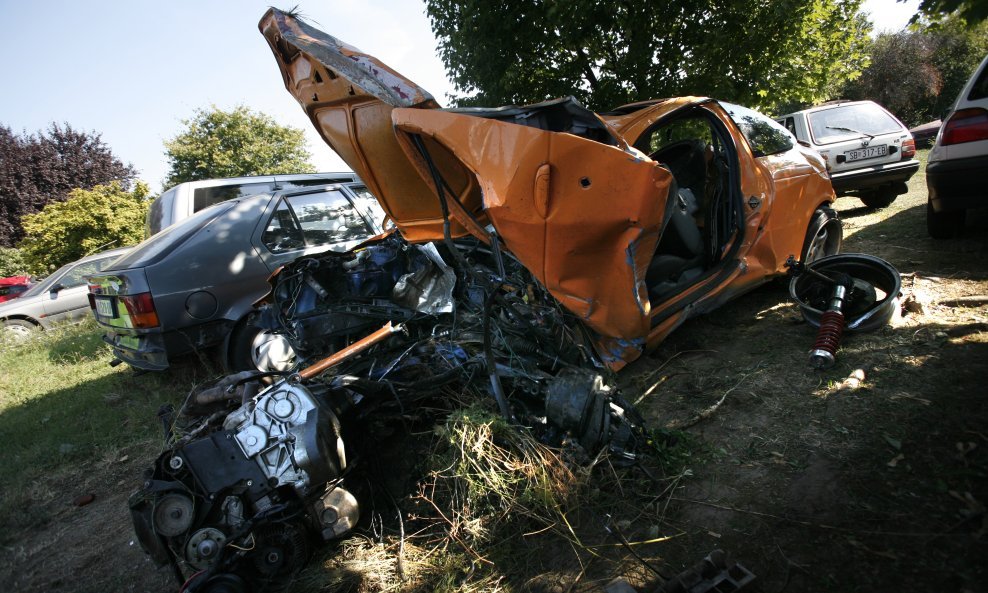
[{"xmin": 809, "ymin": 278, "xmax": 852, "ymax": 369}]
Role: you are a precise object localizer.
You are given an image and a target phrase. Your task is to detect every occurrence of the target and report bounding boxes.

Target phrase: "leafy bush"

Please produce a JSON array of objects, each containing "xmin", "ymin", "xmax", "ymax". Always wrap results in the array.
[
  {"xmin": 18, "ymin": 181, "xmax": 150, "ymax": 274},
  {"xmin": 0, "ymin": 247, "xmax": 29, "ymax": 277}
]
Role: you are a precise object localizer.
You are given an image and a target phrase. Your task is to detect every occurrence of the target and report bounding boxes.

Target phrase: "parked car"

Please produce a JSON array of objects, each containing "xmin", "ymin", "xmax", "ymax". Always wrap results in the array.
[
  {"xmin": 926, "ymin": 53, "xmax": 988, "ymax": 239},
  {"xmin": 0, "ymin": 276, "xmax": 33, "ymax": 304},
  {"xmin": 909, "ymin": 119, "xmax": 942, "ymax": 148},
  {"xmin": 87, "ymin": 182, "xmax": 386, "ymax": 372},
  {"xmin": 0, "ymin": 248, "xmax": 130, "ymax": 339},
  {"xmin": 777, "ymin": 100, "xmax": 918, "ymax": 208},
  {"xmin": 146, "ymin": 172, "xmax": 359, "ymax": 236}
]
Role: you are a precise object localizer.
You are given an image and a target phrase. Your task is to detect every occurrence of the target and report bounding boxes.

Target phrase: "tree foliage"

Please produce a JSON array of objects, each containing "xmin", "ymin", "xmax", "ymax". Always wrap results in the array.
[
  {"xmin": 425, "ymin": 0, "xmax": 871, "ymax": 113},
  {"xmin": 0, "ymin": 124, "xmax": 136, "ymax": 248},
  {"xmin": 844, "ymin": 16, "xmax": 988, "ymax": 126},
  {"xmin": 18, "ymin": 181, "xmax": 150, "ymax": 274},
  {"xmin": 911, "ymin": 0, "xmax": 988, "ymax": 24},
  {"xmin": 163, "ymin": 105, "xmax": 315, "ymax": 187}
]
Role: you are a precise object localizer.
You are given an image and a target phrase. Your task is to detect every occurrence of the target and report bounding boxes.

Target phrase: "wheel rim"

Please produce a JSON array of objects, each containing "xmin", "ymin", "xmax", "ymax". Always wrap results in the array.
[
  {"xmin": 249, "ymin": 331, "xmax": 296, "ymax": 372},
  {"xmin": 804, "ymin": 219, "xmax": 840, "ymax": 264},
  {"xmin": 3, "ymin": 324, "xmax": 34, "ymax": 340},
  {"xmin": 789, "ymin": 253, "xmax": 901, "ymax": 333}
]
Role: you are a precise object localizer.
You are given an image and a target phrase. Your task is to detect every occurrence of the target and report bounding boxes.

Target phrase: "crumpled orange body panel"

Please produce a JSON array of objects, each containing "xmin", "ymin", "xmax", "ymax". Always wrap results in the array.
[{"xmin": 392, "ymin": 108, "xmax": 672, "ymax": 347}]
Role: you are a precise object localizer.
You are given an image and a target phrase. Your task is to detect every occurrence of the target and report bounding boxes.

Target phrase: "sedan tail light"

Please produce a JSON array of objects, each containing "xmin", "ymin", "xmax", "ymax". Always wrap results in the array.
[
  {"xmin": 941, "ymin": 108, "xmax": 988, "ymax": 146},
  {"xmin": 900, "ymin": 138, "xmax": 916, "ymax": 160},
  {"xmin": 120, "ymin": 292, "xmax": 160, "ymax": 328}
]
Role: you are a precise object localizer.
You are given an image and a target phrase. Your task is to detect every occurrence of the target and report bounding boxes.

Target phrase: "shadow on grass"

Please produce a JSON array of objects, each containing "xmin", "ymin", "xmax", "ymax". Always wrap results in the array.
[
  {"xmin": 841, "ymin": 201, "xmax": 988, "ymax": 279},
  {"xmin": 0, "ymin": 328, "xmax": 220, "ymax": 539}
]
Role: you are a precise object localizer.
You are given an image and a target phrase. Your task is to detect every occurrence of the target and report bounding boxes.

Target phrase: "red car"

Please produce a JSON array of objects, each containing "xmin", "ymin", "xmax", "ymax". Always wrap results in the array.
[{"xmin": 0, "ymin": 276, "xmax": 32, "ymax": 304}]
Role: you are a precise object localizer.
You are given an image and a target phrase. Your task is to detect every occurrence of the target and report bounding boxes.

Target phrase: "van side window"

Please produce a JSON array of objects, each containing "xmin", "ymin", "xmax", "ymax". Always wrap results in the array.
[
  {"xmin": 193, "ymin": 182, "xmax": 276, "ymax": 212},
  {"xmin": 147, "ymin": 188, "xmax": 176, "ymax": 235}
]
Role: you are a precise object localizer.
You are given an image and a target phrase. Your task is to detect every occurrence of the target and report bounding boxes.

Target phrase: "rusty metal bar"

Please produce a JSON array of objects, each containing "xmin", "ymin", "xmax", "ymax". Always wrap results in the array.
[{"xmin": 299, "ymin": 321, "xmax": 403, "ymax": 379}]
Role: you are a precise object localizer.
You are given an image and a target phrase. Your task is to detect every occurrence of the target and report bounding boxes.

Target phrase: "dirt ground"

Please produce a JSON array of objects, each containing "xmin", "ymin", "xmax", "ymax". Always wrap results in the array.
[
  {"xmin": 2, "ymin": 164, "xmax": 986, "ymax": 593},
  {"xmin": 625, "ymin": 181, "xmax": 988, "ymax": 592}
]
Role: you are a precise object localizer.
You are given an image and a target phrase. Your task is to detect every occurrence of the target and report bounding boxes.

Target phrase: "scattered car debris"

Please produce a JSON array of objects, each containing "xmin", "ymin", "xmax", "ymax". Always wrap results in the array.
[
  {"xmin": 788, "ymin": 254, "xmax": 901, "ymax": 368},
  {"xmin": 603, "ymin": 549, "xmax": 756, "ymax": 593},
  {"xmin": 128, "ymin": 8, "xmax": 867, "ymax": 591},
  {"xmin": 72, "ymin": 493, "xmax": 96, "ymax": 507}
]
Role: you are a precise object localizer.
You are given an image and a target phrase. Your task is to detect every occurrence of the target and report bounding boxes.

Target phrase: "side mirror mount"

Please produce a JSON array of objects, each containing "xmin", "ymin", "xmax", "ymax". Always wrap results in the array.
[{"xmin": 49, "ymin": 283, "xmax": 64, "ymax": 294}]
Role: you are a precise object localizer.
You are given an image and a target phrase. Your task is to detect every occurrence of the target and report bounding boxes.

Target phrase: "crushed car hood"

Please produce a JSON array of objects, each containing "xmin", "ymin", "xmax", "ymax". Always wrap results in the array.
[
  {"xmin": 260, "ymin": 8, "xmax": 482, "ymax": 242},
  {"xmin": 260, "ymin": 8, "xmax": 675, "ymax": 361}
]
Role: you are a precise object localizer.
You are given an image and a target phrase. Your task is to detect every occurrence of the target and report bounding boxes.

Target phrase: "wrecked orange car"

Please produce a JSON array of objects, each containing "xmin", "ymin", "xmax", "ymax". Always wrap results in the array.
[
  {"xmin": 126, "ymin": 10, "xmax": 843, "ymax": 591},
  {"xmin": 258, "ymin": 8, "xmax": 840, "ymax": 369}
]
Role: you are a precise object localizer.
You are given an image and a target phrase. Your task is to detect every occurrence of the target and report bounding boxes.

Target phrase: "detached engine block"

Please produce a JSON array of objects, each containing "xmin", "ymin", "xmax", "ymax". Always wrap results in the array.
[{"xmin": 130, "ymin": 381, "xmax": 358, "ymax": 593}]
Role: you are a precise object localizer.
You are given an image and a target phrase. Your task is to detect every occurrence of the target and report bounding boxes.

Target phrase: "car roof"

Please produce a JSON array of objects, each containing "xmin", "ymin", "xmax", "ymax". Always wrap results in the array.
[
  {"xmin": 164, "ymin": 172, "xmax": 358, "ymax": 192},
  {"xmin": 779, "ymin": 100, "xmax": 881, "ymax": 118},
  {"xmin": 78, "ymin": 246, "xmax": 132, "ymax": 263}
]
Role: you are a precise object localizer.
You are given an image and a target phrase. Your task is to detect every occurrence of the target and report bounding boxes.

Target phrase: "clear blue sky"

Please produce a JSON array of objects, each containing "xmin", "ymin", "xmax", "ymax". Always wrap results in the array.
[{"xmin": 0, "ymin": 0, "xmax": 918, "ymax": 193}]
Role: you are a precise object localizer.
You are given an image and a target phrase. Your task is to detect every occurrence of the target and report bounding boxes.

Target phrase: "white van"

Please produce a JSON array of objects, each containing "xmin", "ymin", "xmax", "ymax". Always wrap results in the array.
[{"xmin": 145, "ymin": 172, "xmax": 358, "ymax": 236}]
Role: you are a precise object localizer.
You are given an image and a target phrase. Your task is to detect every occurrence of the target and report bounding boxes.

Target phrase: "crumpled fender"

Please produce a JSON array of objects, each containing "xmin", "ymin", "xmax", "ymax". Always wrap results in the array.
[{"xmin": 392, "ymin": 108, "xmax": 673, "ymax": 361}]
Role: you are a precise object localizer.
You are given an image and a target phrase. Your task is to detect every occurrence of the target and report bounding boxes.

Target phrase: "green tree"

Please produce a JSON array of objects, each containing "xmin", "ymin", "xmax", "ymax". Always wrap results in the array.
[
  {"xmin": 163, "ymin": 105, "xmax": 315, "ymax": 187},
  {"xmin": 425, "ymin": 0, "xmax": 871, "ymax": 113},
  {"xmin": 0, "ymin": 124, "xmax": 136, "ymax": 247},
  {"xmin": 844, "ymin": 16, "xmax": 988, "ymax": 125},
  {"xmin": 910, "ymin": 0, "xmax": 988, "ymax": 24},
  {"xmin": 18, "ymin": 181, "xmax": 150, "ymax": 274}
]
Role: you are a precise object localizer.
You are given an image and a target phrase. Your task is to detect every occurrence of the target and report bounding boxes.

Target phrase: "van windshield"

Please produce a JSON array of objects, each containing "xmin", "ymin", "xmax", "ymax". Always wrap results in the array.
[{"xmin": 109, "ymin": 202, "xmax": 235, "ymax": 270}]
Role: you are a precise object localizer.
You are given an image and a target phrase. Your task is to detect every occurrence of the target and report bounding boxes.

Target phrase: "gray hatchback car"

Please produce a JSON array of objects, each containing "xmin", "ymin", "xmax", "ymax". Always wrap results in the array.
[
  {"xmin": 87, "ymin": 182, "xmax": 385, "ymax": 371},
  {"xmin": 0, "ymin": 247, "xmax": 131, "ymax": 339}
]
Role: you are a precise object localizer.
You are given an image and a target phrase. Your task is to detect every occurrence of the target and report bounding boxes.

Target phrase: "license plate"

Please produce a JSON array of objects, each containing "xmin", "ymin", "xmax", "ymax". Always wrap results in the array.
[
  {"xmin": 845, "ymin": 145, "xmax": 887, "ymax": 162},
  {"xmin": 94, "ymin": 296, "xmax": 117, "ymax": 318}
]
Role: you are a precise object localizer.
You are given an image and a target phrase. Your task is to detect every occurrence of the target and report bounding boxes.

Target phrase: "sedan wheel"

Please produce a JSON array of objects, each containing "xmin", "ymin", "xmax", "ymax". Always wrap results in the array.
[{"xmin": 859, "ymin": 186, "xmax": 898, "ymax": 209}]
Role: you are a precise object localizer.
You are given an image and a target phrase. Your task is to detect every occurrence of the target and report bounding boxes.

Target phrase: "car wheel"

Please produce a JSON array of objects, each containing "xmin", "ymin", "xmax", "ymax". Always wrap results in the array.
[
  {"xmin": 801, "ymin": 206, "xmax": 843, "ymax": 264},
  {"xmin": 227, "ymin": 320, "xmax": 296, "ymax": 373},
  {"xmin": 859, "ymin": 186, "xmax": 898, "ymax": 209},
  {"xmin": 927, "ymin": 200, "xmax": 964, "ymax": 240},
  {"xmin": 2, "ymin": 319, "xmax": 39, "ymax": 341}
]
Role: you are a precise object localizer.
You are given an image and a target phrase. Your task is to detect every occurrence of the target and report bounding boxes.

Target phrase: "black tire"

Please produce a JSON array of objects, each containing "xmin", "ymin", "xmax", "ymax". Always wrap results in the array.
[
  {"xmin": 801, "ymin": 206, "xmax": 843, "ymax": 264},
  {"xmin": 859, "ymin": 186, "xmax": 898, "ymax": 209},
  {"xmin": 226, "ymin": 319, "xmax": 296, "ymax": 373},
  {"xmin": 2, "ymin": 319, "xmax": 39, "ymax": 340},
  {"xmin": 927, "ymin": 200, "xmax": 964, "ymax": 239}
]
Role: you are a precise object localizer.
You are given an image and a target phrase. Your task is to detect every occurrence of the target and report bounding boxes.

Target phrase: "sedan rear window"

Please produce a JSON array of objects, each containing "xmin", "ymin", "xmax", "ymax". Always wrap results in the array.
[
  {"xmin": 808, "ymin": 103, "xmax": 903, "ymax": 145},
  {"xmin": 109, "ymin": 202, "xmax": 235, "ymax": 270}
]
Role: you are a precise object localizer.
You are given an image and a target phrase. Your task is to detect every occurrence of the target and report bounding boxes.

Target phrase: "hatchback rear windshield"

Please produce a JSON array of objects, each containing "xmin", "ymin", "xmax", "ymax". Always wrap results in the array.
[
  {"xmin": 108, "ymin": 202, "xmax": 235, "ymax": 270},
  {"xmin": 808, "ymin": 103, "xmax": 903, "ymax": 145}
]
